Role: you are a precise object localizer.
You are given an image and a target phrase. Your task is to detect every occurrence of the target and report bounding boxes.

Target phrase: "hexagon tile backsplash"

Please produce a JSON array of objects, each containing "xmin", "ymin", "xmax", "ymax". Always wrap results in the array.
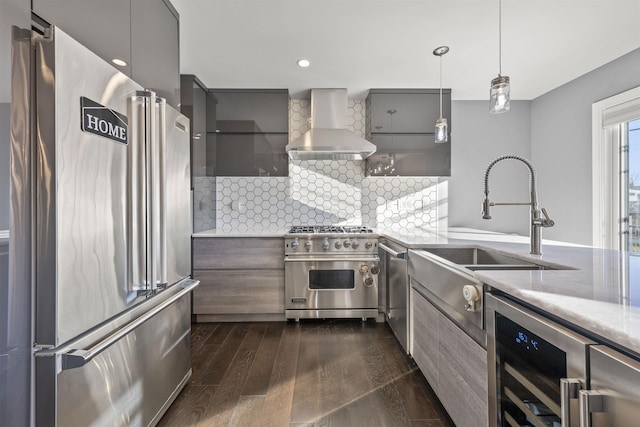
[{"xmin": 192, "ymin": 99, "xmax": 448, "ymax": 232}]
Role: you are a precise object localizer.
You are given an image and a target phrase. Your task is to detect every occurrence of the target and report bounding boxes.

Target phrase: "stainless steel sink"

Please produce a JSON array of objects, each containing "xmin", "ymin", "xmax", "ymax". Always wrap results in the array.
[
  {"xmin": 408, "ymin": 247, "xmax": 573, "ymax": 348},
  {"xmin": 419, "ymin": 247, "xmax": 567, "ymax": 271}
]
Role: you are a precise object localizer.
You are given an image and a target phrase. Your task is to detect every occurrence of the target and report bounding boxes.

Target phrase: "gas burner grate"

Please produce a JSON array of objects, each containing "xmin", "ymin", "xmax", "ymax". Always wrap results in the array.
[{"xmin": 288, "ymin": 225, "xmax": 374, "ymax": 234}]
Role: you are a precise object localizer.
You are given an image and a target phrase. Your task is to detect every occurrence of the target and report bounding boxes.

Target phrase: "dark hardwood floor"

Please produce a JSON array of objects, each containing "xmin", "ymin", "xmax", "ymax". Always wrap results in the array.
[{"xmin": 158, "ymin": 320, "xmax": 455, "ymax": 427}]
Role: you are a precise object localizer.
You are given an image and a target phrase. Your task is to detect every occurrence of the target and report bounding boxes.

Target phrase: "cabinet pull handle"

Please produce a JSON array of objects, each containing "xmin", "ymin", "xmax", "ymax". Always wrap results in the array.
[
  {"xmin": 579, "ymin": 390, "xmax": 603, "ymax": 427},
  {"xmin": 379, "ymin": 243, "xmax": 406, "ymax": 259},
  {"xmin": 561, "ymin": 378, "xmax": 583, "ymax": 427}
]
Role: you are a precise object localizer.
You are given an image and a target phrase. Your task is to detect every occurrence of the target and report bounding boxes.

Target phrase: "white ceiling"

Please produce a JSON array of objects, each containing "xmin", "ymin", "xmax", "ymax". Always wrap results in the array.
[{"xmin": 173, "ymin": 0, "xmax": 640, "ymax": 100}]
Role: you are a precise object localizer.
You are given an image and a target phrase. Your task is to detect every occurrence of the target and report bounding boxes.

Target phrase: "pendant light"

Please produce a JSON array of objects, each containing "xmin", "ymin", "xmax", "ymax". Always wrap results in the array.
[
  {"xmin": 490, "ymin": 0, "xmax": 510, "ymax": 114},
  {"xmin": 433, "ymin": 46, "xmax": 449, "ymax": 143}
]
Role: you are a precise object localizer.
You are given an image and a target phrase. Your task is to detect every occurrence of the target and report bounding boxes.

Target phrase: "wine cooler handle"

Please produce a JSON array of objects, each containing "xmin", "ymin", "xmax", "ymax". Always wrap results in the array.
[
  {"xmin": 560, "ymin": 378, "xmax": 583, "ymax": 427},
  {"xmin": 579, "ymin": 390, "xmax": 603, "ymax": 427}
]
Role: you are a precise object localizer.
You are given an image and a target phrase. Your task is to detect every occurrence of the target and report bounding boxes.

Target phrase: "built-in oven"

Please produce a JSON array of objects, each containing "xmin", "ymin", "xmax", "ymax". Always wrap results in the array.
[
  {"xmin": 486, "ymin": 294, "xmax": 596, "ymax": 427},
  {"xmin": 284, "ymin": 226, "xmax": 379, "ymax": 320}
]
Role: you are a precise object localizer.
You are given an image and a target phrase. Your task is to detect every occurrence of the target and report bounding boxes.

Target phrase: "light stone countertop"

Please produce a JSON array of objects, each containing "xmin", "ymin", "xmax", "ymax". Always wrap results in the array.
[
  {"xmin": 192, "ymin": 227, "xmax": 289, "ymax": 238},
  {"xmin": 192, "ymin": 226, "xmax": 640, "ymax": 358}
]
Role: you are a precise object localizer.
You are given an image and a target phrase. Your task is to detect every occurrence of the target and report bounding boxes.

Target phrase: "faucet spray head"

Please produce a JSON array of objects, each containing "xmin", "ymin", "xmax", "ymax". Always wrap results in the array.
[{"xmin": 482, "ymin": 198, "xmax": 492, "ymax": 219}]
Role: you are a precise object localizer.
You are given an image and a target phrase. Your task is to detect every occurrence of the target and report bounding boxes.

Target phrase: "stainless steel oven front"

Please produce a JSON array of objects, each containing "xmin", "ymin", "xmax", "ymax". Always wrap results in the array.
[{"xmin": 284, "ymin": 255, "xmax": 380, "ymax": 320}]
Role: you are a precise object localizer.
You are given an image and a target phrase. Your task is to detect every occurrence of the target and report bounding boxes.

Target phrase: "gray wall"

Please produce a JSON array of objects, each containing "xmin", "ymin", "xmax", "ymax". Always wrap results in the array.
[
  {"xmin": 531, "ymin": 48, "xmax": 640, "ymax": 245},
  {"xmin": 448, "ymin": 100, "xmax": 532, "ymax": 236}
]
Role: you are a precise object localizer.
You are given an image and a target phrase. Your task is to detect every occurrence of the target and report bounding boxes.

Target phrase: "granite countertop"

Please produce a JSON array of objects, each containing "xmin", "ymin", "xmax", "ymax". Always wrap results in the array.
[{"xmin": 193, "ymin": 226, "xmax": 640, "ymax": 357}]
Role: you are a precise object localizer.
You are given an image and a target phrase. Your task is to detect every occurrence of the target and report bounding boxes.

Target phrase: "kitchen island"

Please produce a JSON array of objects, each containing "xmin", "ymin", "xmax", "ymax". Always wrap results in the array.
[{"xmin": 382, "ymin": 226, "xmax": 640, "ymax": 360}]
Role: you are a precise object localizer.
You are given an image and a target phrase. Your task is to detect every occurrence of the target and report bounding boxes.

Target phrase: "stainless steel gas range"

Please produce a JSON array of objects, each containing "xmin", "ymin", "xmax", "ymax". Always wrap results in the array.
[{"xmin": 284, "ymin": 226, "xmax": 380, "ymax": 321}]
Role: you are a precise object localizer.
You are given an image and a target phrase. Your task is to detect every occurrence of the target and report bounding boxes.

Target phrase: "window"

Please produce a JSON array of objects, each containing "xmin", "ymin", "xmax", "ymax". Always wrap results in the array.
[
  {"xmin": 592, "ymin": 87, "xmax": 640, "ymax": 250},
  {"xmin": 593, "ymin": 88, "xmax": 640, "ymax": 307}
]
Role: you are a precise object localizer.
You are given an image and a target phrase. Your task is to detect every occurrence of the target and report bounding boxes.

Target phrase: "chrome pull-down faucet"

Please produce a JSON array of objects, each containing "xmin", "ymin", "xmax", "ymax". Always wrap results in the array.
[{"xmin": 482, "ymin": 155, "xmax": 554, "ymax": 255}]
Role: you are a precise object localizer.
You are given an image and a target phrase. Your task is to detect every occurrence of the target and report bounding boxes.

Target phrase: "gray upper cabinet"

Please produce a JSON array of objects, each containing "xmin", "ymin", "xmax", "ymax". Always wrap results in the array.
[
  {"xmin": 32, "ymin": 0, "xmax": 180, "ymax": 107},
  {"xmin": 32, "ymin": 0, "xmax": 132, "ymax": 75},
  {"xmin": 208, "ymin": 89, "xmax": 289, "ymax": 177},
  {"xmin": 366, "ymin": 89, "xmax": 451, "ymax": 177},
  {"xmin": 212, "ymin": 90, "xmax": 289, "ymax": 133},
  {"xmin": 131, "ymin": 0, "xmax": 180, "ymax": 107},
  {"xmin": 366, "ymin": 134, "xmax": 450, "ymax": 177},
  {"xmin": 180, "ymin": 75, "xmax": 217, "ymax": 181},
  {"xmin": 367, "ymin": 89, "xmax": 451, "ymax": 134}
]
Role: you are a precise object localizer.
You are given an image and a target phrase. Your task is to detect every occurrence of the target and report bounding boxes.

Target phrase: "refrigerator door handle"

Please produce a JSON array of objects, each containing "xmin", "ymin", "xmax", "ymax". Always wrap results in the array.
[
  {"xmin": 146, "ymin": 91, "xmax": 158, "ymax": 291},
  {"xmin": 156, "ymin": 97, "xmax": 168, "ymax": 286},
  {"xmin": 60, "ymin": 279, "xmax": 200, "ymax": 370},
  {"xmin": 129, "ymin": 93, "xmax": 148, "ymax": 292}
]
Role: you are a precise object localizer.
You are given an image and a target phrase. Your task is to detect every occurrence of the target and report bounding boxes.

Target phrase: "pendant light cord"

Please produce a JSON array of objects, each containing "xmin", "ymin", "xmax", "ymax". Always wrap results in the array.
[
  {"xmin": 439, "ymin": 54, "xmax": 443, "ymax": 118},
  {"xmin": 498, "ymin": 0, "xmax": 502, "ymax": 76}
]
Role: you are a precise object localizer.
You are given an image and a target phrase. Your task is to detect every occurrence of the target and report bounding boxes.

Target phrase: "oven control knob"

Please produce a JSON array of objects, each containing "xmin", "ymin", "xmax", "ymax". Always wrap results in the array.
[
  {"xmin": 363, "ymin": 275, "xmax": 374, "ymax": 287},
  {"xmin": 364, "ymin": 241, "xmax": 373, "ymax": 249},
  {"xmin": 360, "ymin": 265, "xmax": 369, "ymax": 274},
  {"xmin": 291, "ymin": 238, "xmax": 299, "ymax": 249},
  {"xmin": 343, "ymin": 240, "xmax": 351, "ymax": 248},
  {"xmin": 322, "ymin": 238, "xmax": 330, "ymax": 250},
  {"xmin": 304, "ymin": 240, "xmax": 312, "ymax": 251},
  {"xmin": 334, "ymin": 241, "xmax": 342, "ymax": 249},
  {"xmin": 351, "ymin": 241, "xmax": 360, "ymax": 249},
  {"xmin": 370, "ymin": 265, "xmax": 380, "ymax": 275}
]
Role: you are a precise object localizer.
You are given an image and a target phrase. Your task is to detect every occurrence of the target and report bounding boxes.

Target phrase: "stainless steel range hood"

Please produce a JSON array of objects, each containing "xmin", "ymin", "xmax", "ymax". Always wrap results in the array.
[{"xmin": 286, "ymin": 89, "xmax": 376, "ymax": 160}]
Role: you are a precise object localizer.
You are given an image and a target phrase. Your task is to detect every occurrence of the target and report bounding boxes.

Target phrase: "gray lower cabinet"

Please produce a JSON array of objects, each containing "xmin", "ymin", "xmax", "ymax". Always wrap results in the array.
[
  {"xmin": 192, "ymin": 237, "xmax": 285, "ymax": 321},
  {"xmin": 411, "ymin": 286, "xmax": 488, "ymax": 427}
]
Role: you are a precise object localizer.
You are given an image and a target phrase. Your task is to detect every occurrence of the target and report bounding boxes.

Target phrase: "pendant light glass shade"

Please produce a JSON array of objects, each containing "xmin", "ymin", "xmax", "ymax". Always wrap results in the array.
[
  {"xmin": 435, "ymin": 117, "xmax": 448, "ymax": 143},
  {"xmin": 490, "ymin": 0, "xmax": 510, "ymax": 114},
  {"xmin": 433, "ymin": 46, "xmax": 449, "ymax": 143},
  {"xmin": 490, "ymin": 75, "xmax": 510, "ymax": 114}
]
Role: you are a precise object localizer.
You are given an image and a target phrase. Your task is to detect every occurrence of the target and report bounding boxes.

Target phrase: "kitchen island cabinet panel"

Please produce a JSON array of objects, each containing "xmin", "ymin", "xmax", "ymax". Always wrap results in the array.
[
  {"xmin": 193, "ymin": 237, "xmax": 285, "ymax": 270},
  {"xmin": 411, "ymin": 285, "xmax": 488, "ymax": 427},
  {"xmin": 411, "ymin": 287, "xmax": 440, "ymax": 391},
  {"xmin": 193, "ymin": 270, "xmax": 284, "ymax": 314},
  {"xmin": 438, "ymin": 310, "xmax": 488, "ymax": 427}
]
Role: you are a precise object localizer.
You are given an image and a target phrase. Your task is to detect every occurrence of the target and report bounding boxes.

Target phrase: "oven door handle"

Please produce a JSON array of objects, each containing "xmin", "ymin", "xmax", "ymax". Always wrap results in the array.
[
  {"xmin": 284, "ymin": 256, "xmax": 380, "ymax": 263},
  {"xmin": 379, "ymin": 243, "xmax": 407, "ymax": 259}
]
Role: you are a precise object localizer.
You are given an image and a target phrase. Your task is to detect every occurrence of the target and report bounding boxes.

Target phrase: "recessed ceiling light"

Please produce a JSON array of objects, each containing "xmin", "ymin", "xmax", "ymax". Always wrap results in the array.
[
  {"xmin": 112, "ymin": 58, "xmax": 127, "ymax": 67},
  {"xmin": 296, "ymin": 58, "xmax": 311, "ymax": 68}
]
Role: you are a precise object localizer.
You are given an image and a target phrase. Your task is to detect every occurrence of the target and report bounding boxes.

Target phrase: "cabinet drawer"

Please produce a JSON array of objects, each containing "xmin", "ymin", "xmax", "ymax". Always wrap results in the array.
[
  {"xmin": 193, "ymin": 238, "xmax": 285, "ymax": 270},
  {"xmin": 193, "ymin": 269, "xmax": 285, "ymax": 314}
]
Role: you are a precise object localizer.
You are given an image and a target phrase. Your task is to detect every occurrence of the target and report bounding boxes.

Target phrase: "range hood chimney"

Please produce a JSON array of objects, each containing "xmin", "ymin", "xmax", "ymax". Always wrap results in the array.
[{"xmin": 286, "ymin": 89, "xmax": 376, "ymax": 160}]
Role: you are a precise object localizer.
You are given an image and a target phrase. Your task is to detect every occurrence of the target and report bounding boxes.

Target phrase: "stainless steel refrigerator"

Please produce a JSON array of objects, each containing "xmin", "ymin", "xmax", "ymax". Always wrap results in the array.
[{"xmin": 11, "ymin": 26, "xmax": 198, "ymax": 426}]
